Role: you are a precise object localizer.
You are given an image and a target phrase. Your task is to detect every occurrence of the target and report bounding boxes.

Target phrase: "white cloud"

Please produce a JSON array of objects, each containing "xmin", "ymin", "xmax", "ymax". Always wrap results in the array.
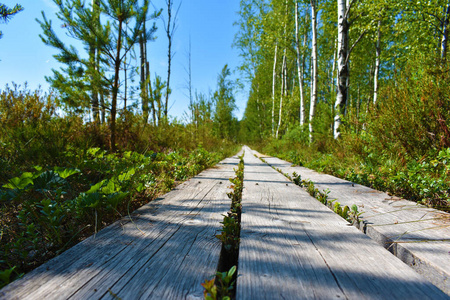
[{"xmin": 42, "ymin": 0, "xmax": 59, "ymax": 12}]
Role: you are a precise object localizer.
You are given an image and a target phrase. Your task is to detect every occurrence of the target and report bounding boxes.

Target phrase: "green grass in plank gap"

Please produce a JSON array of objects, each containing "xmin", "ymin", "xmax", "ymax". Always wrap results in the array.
[{"xmin": 203, "ymin": 153, "xmax": 244, "ymax": 300}]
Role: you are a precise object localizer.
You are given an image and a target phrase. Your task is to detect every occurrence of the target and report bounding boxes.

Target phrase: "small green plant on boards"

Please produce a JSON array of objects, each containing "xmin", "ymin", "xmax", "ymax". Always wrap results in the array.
[
  {"xmin": 332, "ymin": 201, "xmax": 350, "ymax": 220},
  {"xmin": 281, "ymin": 171, "xmax": 364, "ymax": 224},
  {"xmin": 316, "ymin": 188, "xmax": 330, "ymax": 205},
  {"xmin": 202, "ymin": 266, "xmax": 237, "ymax": 300},
  {"xmin": 292, "ymin": 172, "xmax": 302, "ymax": 186},
  {"xmin": 348, "ymin": 204, "xmax": 363, "ymax": 225},
  {"xmin": 304, "ymin": 180, "xmax": 318, "ymax": 198},
  {"xmin": 216, "ymin": 213, "xmax": 240, "ymax": 252}
]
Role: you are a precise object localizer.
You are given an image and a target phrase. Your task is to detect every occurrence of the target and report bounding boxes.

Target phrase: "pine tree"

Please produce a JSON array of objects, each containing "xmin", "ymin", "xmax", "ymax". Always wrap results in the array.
[
  {"xmin": 0, "ymin": 3, "xmax": 23, "ymax": 39},
  {"xmin": 38, "ymin": 0, "xmax": 156, "ymax": 151},
  {"xmin": 213, "ymin": 65, "xmax": 237, "ymax": 140}
]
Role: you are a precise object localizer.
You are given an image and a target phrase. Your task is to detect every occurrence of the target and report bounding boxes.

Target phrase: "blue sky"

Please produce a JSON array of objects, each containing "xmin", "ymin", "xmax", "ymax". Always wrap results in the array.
[{"xmin": 0, "ymin": 0, "xmax": 247, "ymax": 121}]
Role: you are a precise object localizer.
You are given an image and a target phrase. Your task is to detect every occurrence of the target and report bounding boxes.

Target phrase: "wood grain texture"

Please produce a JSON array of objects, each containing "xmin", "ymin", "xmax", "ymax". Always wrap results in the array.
[
  {"xmin": 250, "ymin": 148, "xmax": 450, "ymax": 296},
  {"xmin": 0, "ymin": 156, "xmax": 240, "ymax": 300},
  {"xmin": 237, "ymin": 146, "xmax": 447, "ymax": 299}
]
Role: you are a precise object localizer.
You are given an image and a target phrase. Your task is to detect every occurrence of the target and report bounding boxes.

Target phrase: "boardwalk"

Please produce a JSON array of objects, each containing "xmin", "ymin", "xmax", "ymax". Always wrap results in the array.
[
  {"xmin": 1, "ymin": 147, "xmax": 448, "ymax": 299},
  {"xmin": 237, "ymin": 146, "xmax": 447, "ymax": 299},
  {"xmin": 252, "ymin": 148, "xmax": 450, "ymax": 295}
]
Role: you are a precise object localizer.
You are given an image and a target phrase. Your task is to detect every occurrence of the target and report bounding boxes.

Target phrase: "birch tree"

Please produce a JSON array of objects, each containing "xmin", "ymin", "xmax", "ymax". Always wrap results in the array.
[
  {"xmin": 373, "ymin": 19, "xmax": 381, "ymax": 105},
  {"xmin": 271, "ymin": 43, "xmax": 278, "ymax": 137},
  {"xmin": 309, "ymin": 0, "xmax": 318, "ymax": 143},
  {"xmin": 334, "ymin": 0, "xmax": 348, "ymax": 139},
  {"xmin": 276, "ymin": 0, "xmax": 290, "ymax": 139},
  {"xmin": 334, "ymin": 0, "xmax": 365, "ymax": 139},
  {"xmin": 295, "ymin": 0, "xmax": 307, "ymax": 126},
  {"xmin": 276, "ymin": 48, "xmax": 286, "ymax": 139}
]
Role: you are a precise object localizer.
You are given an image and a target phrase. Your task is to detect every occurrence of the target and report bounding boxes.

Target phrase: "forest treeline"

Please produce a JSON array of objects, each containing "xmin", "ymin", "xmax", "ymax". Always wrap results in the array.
[{"xmin": 234, "ymin": 0, "xmax": 450, "ymax": 211}]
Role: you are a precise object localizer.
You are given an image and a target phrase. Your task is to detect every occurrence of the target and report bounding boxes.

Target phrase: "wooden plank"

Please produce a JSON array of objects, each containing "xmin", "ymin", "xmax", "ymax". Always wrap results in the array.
[
  {"xmin": 0, "ymin": 156, "xmax": 240, "ymax": 300},
  {"xmin": 250, "ymin": 148, "xmax": 450, "ymax": 295},
  {"xmin": 237, "ymin": 146, "xmax": 447, "ymax": 299}
]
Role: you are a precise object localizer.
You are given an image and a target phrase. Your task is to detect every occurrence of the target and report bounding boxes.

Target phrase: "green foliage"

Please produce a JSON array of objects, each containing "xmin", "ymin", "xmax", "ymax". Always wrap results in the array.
[
  {"xmin": 0, "ymin": 3, "xmax": 23, "ymax": 39},
  {"xmin": 215, "ymin": 265, "xmax": 237, "ymax": 300},
  {"xmin": 368, "ymin": 58, "xmax": 450, "ymax": 158},
  {"xmin": 213, "ymin": 65, "xmax": 238, "ymax": 141},
  {"xmin": 0, "ymin": 266, "xmax": 21, "ymax": 289},
  {"xmin": 216, "ymin": 213, "xmax": 240, "ymax": 252},
  {"xmin": 348, "ymin": 204, "xmax": 363, "ymax": 224},
  {"xmin": 2, "ymin": 172, "xmax": 34, "ymax": 190},
  {"xmin": 317, "ymin": 188, "xmax": 330, "ymax": 206},
  {"xmin": 202, "ymin": 278, "xmax": 217, "ymax": 300},
  {"xmin": 292, "ymin": 172, "xmax": 302, "ymax": 186},
  {"xmin": 202, "ymin": 264, "xmax": 237, "ymax": 300}
]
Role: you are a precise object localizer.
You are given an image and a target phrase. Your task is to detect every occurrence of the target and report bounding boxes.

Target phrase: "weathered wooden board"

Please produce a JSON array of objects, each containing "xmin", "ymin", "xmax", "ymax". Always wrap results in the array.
[
  {"xmin": 250, "ymin": 148, "xmax": 450, "ymax": 295},
  {"xmin": 0, "ymin": 156, "xmax": 240, "ymax": 300},
  {"xmin": 237, "ymin": 146, "xmax": 447, "ymax": 299}
]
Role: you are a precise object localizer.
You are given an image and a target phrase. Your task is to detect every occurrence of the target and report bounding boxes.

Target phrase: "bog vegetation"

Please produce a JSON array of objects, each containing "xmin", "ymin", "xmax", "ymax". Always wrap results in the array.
[{"xmin": 1, "ymin": 0, "xmax": 450, "ymax": 291}]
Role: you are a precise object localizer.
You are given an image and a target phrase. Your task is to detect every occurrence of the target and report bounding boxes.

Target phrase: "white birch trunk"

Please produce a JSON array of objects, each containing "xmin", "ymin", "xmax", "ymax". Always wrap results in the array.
[
  {"xmin": 441, "ymin": 2, "xmax": 450, "ymax": 61},
  {"xmin": 295, "ymin": 1, "xmax": 306, "ymax": 126},
  {"xmin": 334, "ymin": 0, "xmax": 348, "ymax": 139},
  {"xmin": 332, "ymin": 38, "xmax": 337, "ymax": 87},
  {"xmin": 309, "ymin": 0, "xmax": 318, "ymax": 144},
  {"xmin": 272, "ymin": 43, "xmax": 278, "ymax": 137},
  {"xmin": 373, "ymin": 20, "xmax": 381, "ymax": 105},
  {"xmin": 276, "ymin": 50, "xmax": 287, "ymax": 139}
]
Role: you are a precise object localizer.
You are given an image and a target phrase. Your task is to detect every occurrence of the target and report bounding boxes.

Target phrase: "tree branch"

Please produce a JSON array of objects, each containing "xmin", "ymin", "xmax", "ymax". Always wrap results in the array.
[
  {"xmin": 345, "ymin": 29, "xmax": 366, "ymax": 66},
  {"xmin": 344, "ymin": 0, "xmax": 357, "ymax": 20}
]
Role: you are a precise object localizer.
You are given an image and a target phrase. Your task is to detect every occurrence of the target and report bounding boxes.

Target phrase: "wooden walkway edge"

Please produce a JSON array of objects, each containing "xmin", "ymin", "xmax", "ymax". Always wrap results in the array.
[
  {"xmin": 0, "ymin": 156, "xmax": 240, "ymax": 300},
  {"xmin": 250, "ymin": 147, "xmax": 450, "ymax": 296},
  {"xmin": 236, "ymin": 146, "xmax": 447, "ymax": 299}
]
